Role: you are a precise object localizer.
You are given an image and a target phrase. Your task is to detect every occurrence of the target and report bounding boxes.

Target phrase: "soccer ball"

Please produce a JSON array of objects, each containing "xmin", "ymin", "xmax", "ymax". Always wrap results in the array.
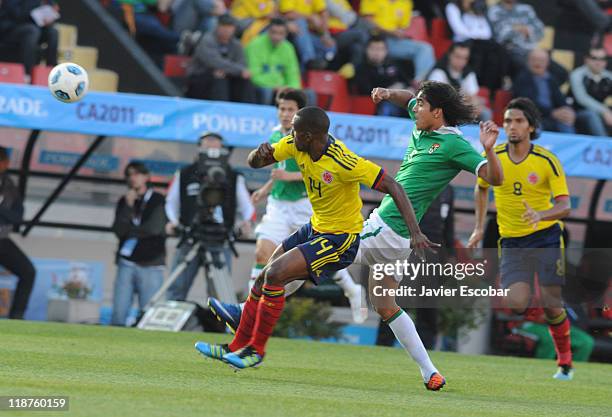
[{"xmin": 48, "ymin": 62, "xmax": 89, "ymax": 103}]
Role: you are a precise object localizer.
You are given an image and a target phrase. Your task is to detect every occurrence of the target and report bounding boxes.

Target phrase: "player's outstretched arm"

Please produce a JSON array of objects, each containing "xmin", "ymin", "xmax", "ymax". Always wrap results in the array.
[
  {"xmin": 248, "ymin": 143, "xmax": 277, "ymax": 168},
  {"xmin": 371, "ymin": 87, "xmax": 415, "ymax": 109},
  {"xmin": 467, "ymin": 184, "xmax": 490, "ymax": 248},
  {"xmin": 477, "ymin": 121, "xmax": 504, "ymax": 186},
  {"xmin": 375, "ymin": 174, "xmax": 440, "ymax": 260}
]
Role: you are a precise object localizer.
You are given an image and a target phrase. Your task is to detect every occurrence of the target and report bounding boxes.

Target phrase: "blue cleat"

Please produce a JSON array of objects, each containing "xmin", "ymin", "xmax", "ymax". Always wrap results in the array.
[
  {"xmin": 223, "ymin": 346, "xmax": 263, "ymax": 370},
  {"xmin": 553, "ymin": 365, "xmax": 574, "ymax": 381},
  {"xmin": 208, "ymin": 297, "xmax": 242, "ymax": 334},
  {"xmin": 194, "ymin": 341, "xmax": 230, "ymax": 362}
]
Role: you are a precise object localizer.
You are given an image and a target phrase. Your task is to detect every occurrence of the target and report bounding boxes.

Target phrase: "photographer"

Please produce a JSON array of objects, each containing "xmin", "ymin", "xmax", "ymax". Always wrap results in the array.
[
  {"xmin": 0, "ymin": 146, "xmax": 36, "ymax": 319},
  {"xmin": 164, "ymin": 132, "xmax": 254, "ymax": 301},
  {"xmin": 111, "ymin": 162, "xmax": 167, "ymax": 326}
]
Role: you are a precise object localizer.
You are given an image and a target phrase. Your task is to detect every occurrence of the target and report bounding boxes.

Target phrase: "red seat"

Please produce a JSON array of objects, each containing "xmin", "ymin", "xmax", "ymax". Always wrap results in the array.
[
  {"xmin": 477, "ymin": 86, "xmax": 491, "ymax": 109},
  {"xmin": 0, "ymin": 62, "xmax": 25, "ymax": 84},
  {"xmin": 350, "ymin": 95, "xmax": 376, "ymax": 115},
  {"xmin": 306, "ymin": 70, "xmax": 350, "ymax": 113},
  {"xmin": 404, "ymin": 16, "xmax": 428, "ymax": 43},
  {"xmin": 493, "ymin": 89, "xmax": 513, "ymax": 125},
  {"xmin": 31, "ymin": 65, "xmax": 53, "ymax": 86},
  {"xmin": 605, "ymin": 34, "xmax": 612, "ymax": 56},
  {"xmin": 430, "ymin": 18, "xmax": 452, "ymax": 60},
  {"xmin": 163, "ymin": 54, "xmax": 191, "ymax": 77}
]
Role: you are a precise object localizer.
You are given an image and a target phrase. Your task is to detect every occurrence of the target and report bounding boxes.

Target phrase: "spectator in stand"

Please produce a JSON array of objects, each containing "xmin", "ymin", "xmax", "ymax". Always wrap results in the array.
[
  {"xmin": 111, "ymin": 162, "xmax": 167, "ymax": 326},
  {"xmin": 570, "ymin": 46, "xmax": 612, "ymax": 136},
  {"xmin": 0, "ymin": 147, "xmax": 36, "ymax": 320},
  {"xmin": 352, "ymin": 36, "xmax": 413, "ymax": 117},
  {"xmin": 359, "ymin": 0, "xmax": 435, "ymax": 82},
  {"xmin": 488, "ymin": 0, "xmax": 544, "ymax": 72},
  {"xmin": 245, "ymin": 18, "xmax": 302, "ymax": 104},
  {"xmin": 413, "ymin": 0, "xmax": 448, "ymax": 21},
  {"xmin": 512, "ymin": 48, "xmax": 577, "ymax": 133},
  {"xmin": 445, "ymin": 0, "xmax": 510, "ymax": 91},
  {"xmin": 0, "ymin": 0, "xmax": 59, "ymax": 78},
  {"xmin": 117, "ymin": 0, "xmax": 182, "ymax": 54},
  {"xmin": 556, "ymin": 0, "xmax": 611, "ymax": 64},
  {"xmin": 186, "ymin": 14, "xmax": 256, "ymax": 103},
  {"xmin": 279, "ymin": 0, "xmax": 337, "ymax": 70},
  {"xmin": 230, "ymin": 0, "xmax": 276, "ymax": 42},
  {"xmin": 325, "ymin": 0, "xmax": 372, "ymax": 75},
  {"xmin": 428, "ymin": 42, "xmax": 492, "ymax": 121},
  {"xmin": 164, "ymin": 0, "xmax": 227, "ymax": 35}
]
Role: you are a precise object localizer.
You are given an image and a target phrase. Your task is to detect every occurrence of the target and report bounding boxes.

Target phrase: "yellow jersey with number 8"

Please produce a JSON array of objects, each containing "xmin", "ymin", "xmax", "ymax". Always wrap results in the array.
[{"xmin": 477, "ymin": 143, "xmax": 569, "ymax": 238}]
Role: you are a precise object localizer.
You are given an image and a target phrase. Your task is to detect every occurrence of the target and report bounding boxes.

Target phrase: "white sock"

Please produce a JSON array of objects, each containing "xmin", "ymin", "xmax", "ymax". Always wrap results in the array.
[
  {"xmin": 284, "ymin": 279, "xmax": 305, "ymax": 296},
  {"xmin": 248, "ymin": 264, "xmax": 264, "ymax": 291},
  {"xmin": 387, "ymin": 310, "xmax": 438, "ymax": 381},
  {"xmin": 333, "ymin": 268, "xmax": 359, "ymax": 295}
]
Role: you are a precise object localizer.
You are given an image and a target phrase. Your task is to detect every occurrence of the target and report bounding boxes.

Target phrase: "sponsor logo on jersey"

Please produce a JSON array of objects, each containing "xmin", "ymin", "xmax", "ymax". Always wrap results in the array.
[{"xmin": 429, "ymin": 143, "xmax": 441, "ymax": 154}]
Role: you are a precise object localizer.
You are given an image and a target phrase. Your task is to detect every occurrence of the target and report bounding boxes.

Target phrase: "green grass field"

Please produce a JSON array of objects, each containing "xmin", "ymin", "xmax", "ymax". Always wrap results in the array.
[{"xmin": 1, "ymin": 320, "xmax": 610, "ymax": 417}]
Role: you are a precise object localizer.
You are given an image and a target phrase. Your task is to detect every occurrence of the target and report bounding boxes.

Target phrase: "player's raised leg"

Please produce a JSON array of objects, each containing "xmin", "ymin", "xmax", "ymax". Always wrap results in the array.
[
  {"xmin": 369, "ymin": 273, "xmax": 445, "ymax": 391},
  {"xmin": 197, "ymin": 243, "xmax": 286, "ymax": 361},
  {"xmin": 223, "ymin": 246, "xmax": 309, "ymax": 369}
]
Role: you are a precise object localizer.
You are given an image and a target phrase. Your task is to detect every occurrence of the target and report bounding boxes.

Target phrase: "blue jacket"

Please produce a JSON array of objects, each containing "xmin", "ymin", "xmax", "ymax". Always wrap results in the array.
[{"xmin": 512, "ymin": 70, "xmax": 568, "ymax": 117}]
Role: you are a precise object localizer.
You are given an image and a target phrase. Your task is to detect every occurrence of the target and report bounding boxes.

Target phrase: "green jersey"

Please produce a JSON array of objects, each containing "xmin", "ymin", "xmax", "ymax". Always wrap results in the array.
[
  {"xmin": 377, "ymin": 98, "xmax": 486, "ymax": 238},
  {"xmin": 268, "ymin": 128, "xmax": 307, "ymax": 201}
]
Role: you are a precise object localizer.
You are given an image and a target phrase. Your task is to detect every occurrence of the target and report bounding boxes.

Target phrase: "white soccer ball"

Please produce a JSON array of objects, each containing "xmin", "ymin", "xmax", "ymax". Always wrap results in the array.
[{"xmin": 48, "ymin": 62, "xmax": 89, "ymax": 103}]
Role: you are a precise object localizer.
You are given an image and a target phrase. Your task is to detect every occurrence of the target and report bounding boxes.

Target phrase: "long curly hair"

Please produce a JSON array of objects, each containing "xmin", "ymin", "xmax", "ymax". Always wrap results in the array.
[{"xmin": 417, "ymin": 81, "xmax": 477, "ymax": 126}]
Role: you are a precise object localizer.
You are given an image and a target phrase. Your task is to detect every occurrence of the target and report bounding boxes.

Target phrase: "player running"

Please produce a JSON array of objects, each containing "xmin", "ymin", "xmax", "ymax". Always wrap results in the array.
[
  {"xmin": 467, "ymin": 97, "xmax": 574, "ymax": 380},
  {"xmin": 207, "ymin": 81, "xmax": 504, "ymax": 391},
  {"xmin": 195, "ymin": 106, "xmax": 437, "ymax": 372},
  {"xmin": 237, "ymin": 88, "xmax": 366, "ymax": 323}
]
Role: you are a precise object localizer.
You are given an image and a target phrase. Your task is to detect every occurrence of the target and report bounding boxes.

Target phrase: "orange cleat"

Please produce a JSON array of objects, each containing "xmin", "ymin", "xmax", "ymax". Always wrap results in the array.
[{"xmin": 425, "ymin": 372, "xmax": 446, "ymax": 391}]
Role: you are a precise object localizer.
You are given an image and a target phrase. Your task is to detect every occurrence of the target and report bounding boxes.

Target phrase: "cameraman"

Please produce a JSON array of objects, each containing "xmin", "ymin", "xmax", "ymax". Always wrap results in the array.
[
  {"xmin": 111, "ymin": 162, "xmax": 167, "ymax": 326},
  {"xmin": 164, "ymin": 132, "xmax": 255, "ymax": 301},
  {"xmin": 0, "ymin": 146, "xmax": 36, "ymax": 319}
]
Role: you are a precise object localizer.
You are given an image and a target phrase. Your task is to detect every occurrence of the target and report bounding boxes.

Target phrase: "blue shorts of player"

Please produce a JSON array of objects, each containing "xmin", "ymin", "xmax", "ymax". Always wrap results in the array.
[
  {"xmin": 500, "ymin": 224, "xmax": 565, "ymax": 289},
  {"xmin": 282, "ymin": 222, "xmax": 360, "ymax": 284}
]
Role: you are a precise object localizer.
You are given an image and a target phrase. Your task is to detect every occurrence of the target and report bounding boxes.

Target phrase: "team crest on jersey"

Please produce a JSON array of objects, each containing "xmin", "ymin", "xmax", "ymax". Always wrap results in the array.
[
  {"xmin": 429, "ymin": 143, "xmax": 440, "ymax": 154},
  {"xmin": 528, "ymin": 172, "xmax": 539, "ymax": 184},
  {"xmin": 322, "ymin": 171, "xmax": 333, "ymax": 184}
]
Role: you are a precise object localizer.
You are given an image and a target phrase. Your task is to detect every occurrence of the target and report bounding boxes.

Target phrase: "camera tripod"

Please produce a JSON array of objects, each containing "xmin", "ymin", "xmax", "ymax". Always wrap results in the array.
[{"xmin": 144, "ymin": 239, "xmax": 238, "ymax": 313}]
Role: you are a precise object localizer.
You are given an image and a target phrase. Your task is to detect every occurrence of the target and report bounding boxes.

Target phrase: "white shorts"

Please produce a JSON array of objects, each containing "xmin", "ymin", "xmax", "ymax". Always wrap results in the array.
[
  {"xmin": 255, "ymin": 196, "xmax": 312, "ymax": 245},
  {"xmin": 353, "ymin": 209, "xmax": 412, "ymax": 282}
]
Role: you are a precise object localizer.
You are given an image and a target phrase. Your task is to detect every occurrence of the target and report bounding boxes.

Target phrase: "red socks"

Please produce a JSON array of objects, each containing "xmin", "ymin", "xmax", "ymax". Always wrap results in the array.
[
  {"xmin": 228, "ymin": 286, "xmax": 261, "ymax": 352},
  {"xmin": 547, "ymin": 310, "xmax": 572, "ymax": 367},
  {"xmin": 249, "ymin": 284, "xmax": 286, "ymax": 356}
]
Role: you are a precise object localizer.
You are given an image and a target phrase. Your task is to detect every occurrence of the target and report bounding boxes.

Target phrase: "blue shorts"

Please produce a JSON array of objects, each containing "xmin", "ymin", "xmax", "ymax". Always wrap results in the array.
[
  {"xmin": 282, "ymin": 222, "xmax": 360, "ymax": 284},
  {"xmin": 500, "ymin": 224, "xmax": 565, "ymax": 289}
]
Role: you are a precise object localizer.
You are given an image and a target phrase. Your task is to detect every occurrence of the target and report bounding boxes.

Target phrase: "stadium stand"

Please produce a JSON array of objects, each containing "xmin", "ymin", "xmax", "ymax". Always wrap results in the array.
[
  {"xmin": 306, "ymin": 70, "xmax": 351, "ymax": 113},
  {"xmin": 89, "ymin": 69, "xmax": 120, "ymax": 92},
  {"xmin": 0, "ymin": 62, "xmax": 26, "ymax": 84},
  {"xmin": 31, "ymin": 65, "xmax": 53, "ymax": 86}
]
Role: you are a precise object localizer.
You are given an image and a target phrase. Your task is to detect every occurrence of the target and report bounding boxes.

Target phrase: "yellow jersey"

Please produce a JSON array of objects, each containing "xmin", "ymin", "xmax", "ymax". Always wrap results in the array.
[
  {"xmin": 231, "ymin": 0, "xmax": 275, "ymax": 19},
  {"xmin": 360, "ymin": 0, "xmax": 413, "ymax": 32},
  {"xmin": 328, "ymin": 0, "xmax": 353, "ymax": 32},
  {"xmin": 272, "ymin": 134, "xmax": 384, "ymax": 234},
  {"xmin": 279, "ymin": 0, "xmax": 326, "ymax": 16},
  {"xmin": 478, "ymin": 143, "xmax": 569, "ymax": 238}
]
